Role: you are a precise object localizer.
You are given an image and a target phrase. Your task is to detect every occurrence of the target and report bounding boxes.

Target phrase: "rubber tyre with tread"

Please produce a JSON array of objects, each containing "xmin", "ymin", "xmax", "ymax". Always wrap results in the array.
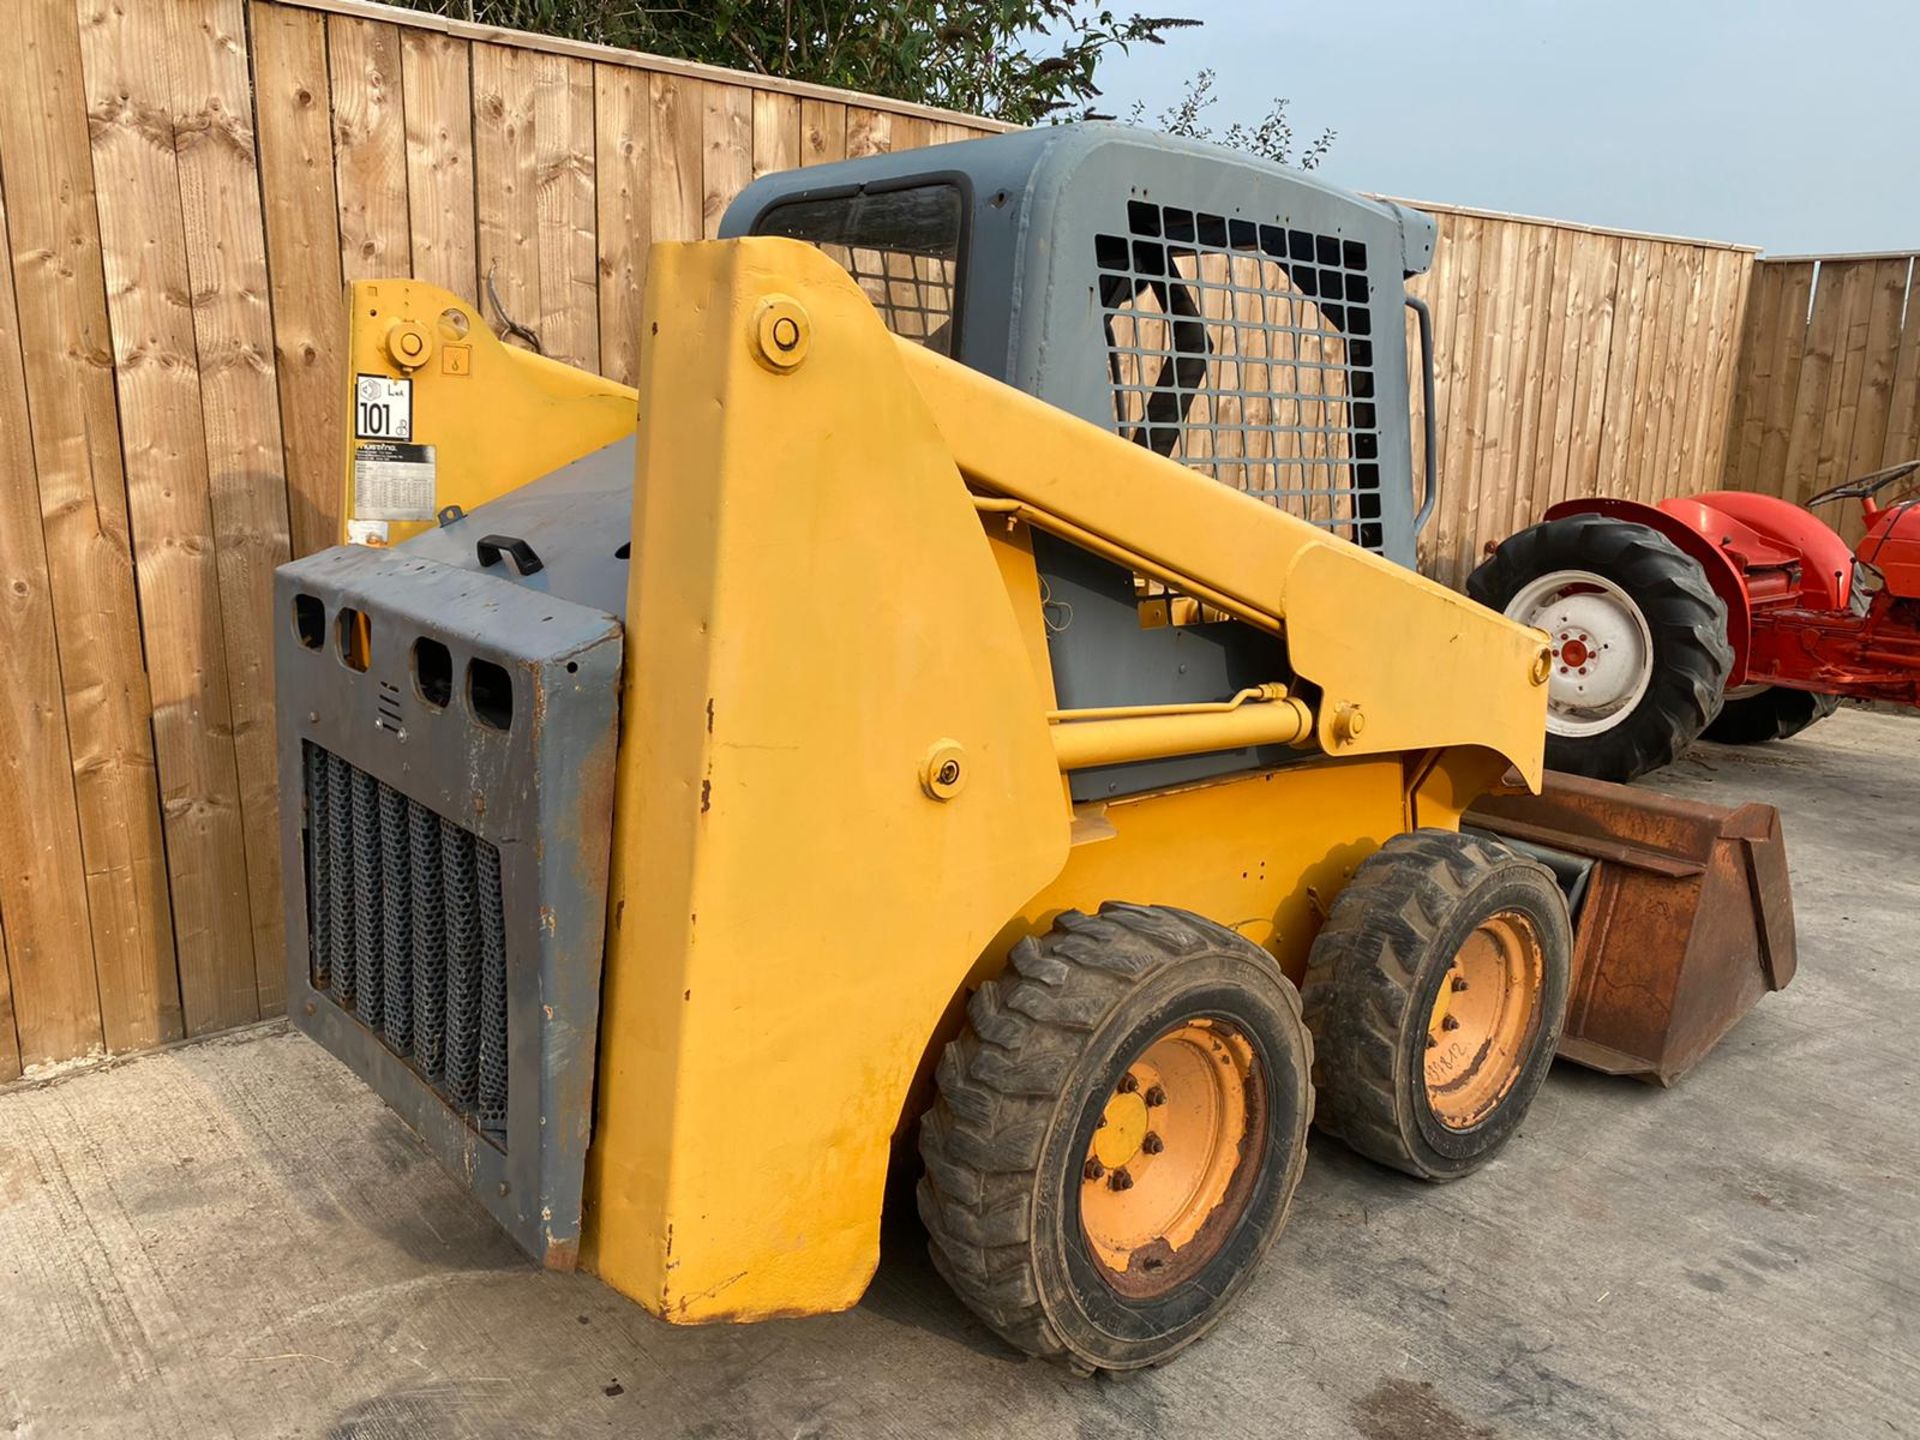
[
  {"xmin": 1301, "ymin": 830, "xmax": 1571, "ymax": 1182},
  {"xmin": 1703, "ymin": 686, "xmax": 1839, "ymax": 744},
  {"xmin": 1467, "ymin": 516, "xmax": 1733, "ymax": 782},
  {"xmin": 917, "ymin": 902, "xmax": 1312, "ymax": 1373}
]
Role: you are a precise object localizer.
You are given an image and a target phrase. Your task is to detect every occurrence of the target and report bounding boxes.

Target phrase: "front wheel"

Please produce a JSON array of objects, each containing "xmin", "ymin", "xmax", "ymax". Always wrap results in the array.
[
  {"xmin": 917, "ymin": 903, "xmax": 1312, "ymax": 1373},
  {"xmin": 1468, "ymin": 516, "xmax": 1733, "ymax": 782},
  {"xmin": 1302, "ymin": 830, "xmax": 1572, "ymax": 1182},
  {"xmin": 1703, "ymin": 685, "xmax": 1840, "ymax": 744}
]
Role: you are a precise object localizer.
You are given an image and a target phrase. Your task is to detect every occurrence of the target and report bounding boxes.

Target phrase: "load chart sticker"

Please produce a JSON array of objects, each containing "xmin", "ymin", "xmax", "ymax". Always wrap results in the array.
[{"xmin": 353, "ymin": 441, "xmax": 437, "ymax": 521}]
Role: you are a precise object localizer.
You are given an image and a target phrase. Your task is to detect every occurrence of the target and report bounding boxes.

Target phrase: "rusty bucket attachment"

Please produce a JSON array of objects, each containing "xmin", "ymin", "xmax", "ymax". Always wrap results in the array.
[{"xmin": 1465, "ymin": 773, "xmax": 1795, "ymax": 1086}]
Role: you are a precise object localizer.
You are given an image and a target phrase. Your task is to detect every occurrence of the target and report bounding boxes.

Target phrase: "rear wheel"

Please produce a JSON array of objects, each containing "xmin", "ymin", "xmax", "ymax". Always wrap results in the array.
[
  {"xmin": 1468, "ymin": 517, "xmax": 1732, "ymax": 782},
  {"xmin": 918, "ymin": 903, "xmax": 1312, "ymax": 1373},
  {"xmin": 1302, "ymin": 830, "xmax": 1571, "ymax": 1182},
  {"xmin": 1703, "ymin": 685, "xmax": 1840, "ymax": 744}
]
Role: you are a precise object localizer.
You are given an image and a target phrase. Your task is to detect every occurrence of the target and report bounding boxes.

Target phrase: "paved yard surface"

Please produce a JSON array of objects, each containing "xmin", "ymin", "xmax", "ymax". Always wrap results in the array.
[{"xmin": 2, "ymin": 708, "xmax": 1916, "ymax": 1439}]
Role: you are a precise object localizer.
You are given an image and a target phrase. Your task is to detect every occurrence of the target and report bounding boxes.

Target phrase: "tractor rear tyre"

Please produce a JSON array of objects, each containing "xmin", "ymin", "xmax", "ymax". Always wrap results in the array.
[
  {"xmin": 918, "ymin": 903, "xmax": 1312, "ymax": 1373},
  {"xmin": 1703, "ymin": 685, "xmax": 1840, "ymax": 745},
  {"xmin": 1302, "ymin": 831, "xmax": 1571, "ymax": 1182},
  {"xmin": 1467, "ymin": 516, "xmax": 1732, "ymax": 782}
]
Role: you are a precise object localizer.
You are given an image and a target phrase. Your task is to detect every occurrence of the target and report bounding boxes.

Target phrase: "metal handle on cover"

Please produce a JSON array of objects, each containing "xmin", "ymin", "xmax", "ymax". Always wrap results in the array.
[
  {"xmin": 1407, "ymin": 294, "xmax": 1439, "ymax": 537},
  {"xmin": 475, "ymin": 533, "xmax": 545, "ymax": 577}
]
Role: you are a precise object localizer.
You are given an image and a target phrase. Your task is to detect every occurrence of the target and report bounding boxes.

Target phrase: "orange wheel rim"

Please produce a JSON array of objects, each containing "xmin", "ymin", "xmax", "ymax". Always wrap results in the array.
[
  {"xmin": 1424, "ymin": 910, "xmax": 1545, "ymax": 1130},
  {"xmin": 1079, "ymin": 1019, "xmax": 1265, "ymax": 1298}
]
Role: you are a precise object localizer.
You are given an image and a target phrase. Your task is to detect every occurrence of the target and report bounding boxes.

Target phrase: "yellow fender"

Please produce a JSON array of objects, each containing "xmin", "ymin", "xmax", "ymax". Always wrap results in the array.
[{"xmin": 583, "ymin": 241, "xmax": 1073, "ymax": 1320}]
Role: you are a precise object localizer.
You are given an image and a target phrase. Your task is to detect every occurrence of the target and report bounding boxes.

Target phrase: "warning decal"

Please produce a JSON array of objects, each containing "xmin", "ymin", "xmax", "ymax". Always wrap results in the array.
[{"xmin": 353, "ymin": 441, "xmax": 437, "ymax": 521}]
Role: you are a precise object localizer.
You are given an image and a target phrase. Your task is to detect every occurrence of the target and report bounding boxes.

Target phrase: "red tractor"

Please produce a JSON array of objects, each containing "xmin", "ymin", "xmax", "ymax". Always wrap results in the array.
[{"xmin": 1469, "ymin": 459, "xmax": 1920, "ymax": 782}]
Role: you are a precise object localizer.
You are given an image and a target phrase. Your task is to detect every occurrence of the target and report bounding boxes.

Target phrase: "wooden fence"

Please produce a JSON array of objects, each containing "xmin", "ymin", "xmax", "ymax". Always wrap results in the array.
[
  {"xmin": 1408, "ymin": 206, "xmax": 1757, "ymax": 587},
  {"xmin": 1721, "ymin": 252, "xmax": 1920, "ymax": 545},
  {"xmin": 0, "ymin": 0, "xmax": 993, "ymax": 1078},
  {"xmin": 0, "ymin": 0, "xmax": 1804, "ymax": 1076}
]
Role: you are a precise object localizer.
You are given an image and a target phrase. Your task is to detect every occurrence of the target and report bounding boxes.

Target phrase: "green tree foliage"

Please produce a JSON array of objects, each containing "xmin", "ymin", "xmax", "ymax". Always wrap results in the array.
[{"xmin": 390, "ymin": 1, "xmax": 1200, "ymax": 125}]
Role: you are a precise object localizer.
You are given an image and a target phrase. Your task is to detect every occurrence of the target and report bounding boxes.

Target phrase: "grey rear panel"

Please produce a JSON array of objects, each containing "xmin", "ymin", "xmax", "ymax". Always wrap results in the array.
[{"xmin": 275, "ymin": 545, "xmax": 622, "ymax": 1268}]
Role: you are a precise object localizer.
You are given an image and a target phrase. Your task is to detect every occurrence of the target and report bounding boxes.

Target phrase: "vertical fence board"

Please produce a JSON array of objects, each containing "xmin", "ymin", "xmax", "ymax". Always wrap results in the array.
[
  {"xmin": 1810, "ymin": 262, "xmax": 1876, "ymax": 505},
  {"xmin": 533, "ymin": 53, "xmax": 597, "ymax": 369},
  {"xmin": 752, "ymin": 89, "xmax": 799, "ymax": 180},
  {"xmin": 472, "ymin": 43, "xmax": 537, "ymax": 354},
  {"xmin": 1629, "ymin": 244, "xmax": 1680, "ymax": 496},
  {"xmin": 890, "ymin": 114, "xmax": 931, "ymax": 154},
  {"xmin": 79, "ymin": 0, "xmax": 259, "ymax": 1035},
  {"xmin": 594, "ymin": 63, "xmax": 650, "ymax": 385},
  {"xmin": 1555, "ymin": 235, "xmax": 1617, "ymax": 509},
  {"xmin": 1471, "ymin": 221, "xmax": 1522, "ymax": 551},
  {"xmin": 0, "ymin": 141, "xmax": 95, "ymax": 1073},
  {"xmin": 1430, "ymin": 214, "xmax": 1488, "ymax": 585},
  {"xmin": 1659, "ymin": 246, "xmax": 1709, "ymax": 496},
  {"xmin": 400, "ymin": 28, "xmax": 477, "ymax": 298},
  {"xmin": 1882, "ymin": 266, "xmax": 1920, "ymax": 469},
  {"xmin": 1523, "ymin": 228, "xmax": 1574, "ymax": 528},
  {"xmin": 649, "ymin": 72, "xmax": 703, "ymax": 245},
  {"xmin": 1843, "ymin": 259, "xmax": 1910, "ymax": 482},
  {"xmin": 169, "ymin": 0, "xmax": 294, "ymax": 1013},
  {"xmin": 330, "ymin": 16, "xmax": 411, "ymax": 283},
  {"xmin": 1755, "ymin": 263, "xmax": 1817, "ymax": 496},
  {"xmin": 1724, "ymin": 258, "xmax": 1778, "ymax": 482},
  {"xmin": 1696, "ymin": 251, "xmax": 1753, "ymax": 491},
  {"xmin": 253, "ymin": 0, "xmax": 344, "ymax": 558},
  {"xmin": 846, "ymin": 105, "xmax": 891, "ymax": 159},
  {"xmin": 1502, "ymin": 224, "xmax": 1557, "ymax": 536},
  {"xmin": 1596, "ymin": 239, "xmax": 1652, "ymax": 500},
  {"xmin": 702, "ymin": 81, "xmax": 751, "ymax": 239},
  {"xmin": 800, "ymin": 97, "xmax": 846, "ymax": 166},
  {"xmin": 0, "ymin": 0, "xmax": 180, "ymax": 1059}
]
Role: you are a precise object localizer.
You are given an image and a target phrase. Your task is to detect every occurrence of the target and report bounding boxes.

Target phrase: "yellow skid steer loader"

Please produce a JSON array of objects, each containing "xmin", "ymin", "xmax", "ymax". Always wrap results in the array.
[{"xmin": 279, "ymin": 125, "xmax": 1792, "ymax": 1372}]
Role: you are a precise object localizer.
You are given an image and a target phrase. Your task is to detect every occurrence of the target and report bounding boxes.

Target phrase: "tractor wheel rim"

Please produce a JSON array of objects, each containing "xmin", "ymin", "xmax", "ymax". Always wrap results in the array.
[
  {"xmin": 1506, "ymin": 569, "xmax": 1655, "ymax": 737},
  {"xmin": 1424, "ymin": 910, "xmax": 1546, "ymax": 1130},
  {"xmin": 1080, "ymin": 1019, "xmax": 1264, "ymax": 1298}
]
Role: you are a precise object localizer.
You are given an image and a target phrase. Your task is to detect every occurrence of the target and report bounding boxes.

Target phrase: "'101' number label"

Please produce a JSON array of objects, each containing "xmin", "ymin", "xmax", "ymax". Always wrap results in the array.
[{"xmin": 355, "ymin": 374, "xmax": 413, "ymax": 441}]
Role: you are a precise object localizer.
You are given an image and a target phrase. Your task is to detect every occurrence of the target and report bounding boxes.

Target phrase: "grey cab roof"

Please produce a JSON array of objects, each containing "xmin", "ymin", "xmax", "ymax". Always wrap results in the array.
[{"xmin": 719, "ymin": 120, "xmax": 1436, "ymax": 279}]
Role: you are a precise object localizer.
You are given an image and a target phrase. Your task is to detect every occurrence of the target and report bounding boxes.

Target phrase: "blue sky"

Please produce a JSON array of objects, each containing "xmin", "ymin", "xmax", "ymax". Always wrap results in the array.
[{"xmin": 1094, "ymin": 0, "xmax": 1913, "ymax": 256}]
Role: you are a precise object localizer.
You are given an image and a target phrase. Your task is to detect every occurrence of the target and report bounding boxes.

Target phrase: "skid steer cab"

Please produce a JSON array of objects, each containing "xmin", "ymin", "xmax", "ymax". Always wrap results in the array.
[{"xmin": 286, "ymin": 125, "xmax": 1791, "ymax": 1373}]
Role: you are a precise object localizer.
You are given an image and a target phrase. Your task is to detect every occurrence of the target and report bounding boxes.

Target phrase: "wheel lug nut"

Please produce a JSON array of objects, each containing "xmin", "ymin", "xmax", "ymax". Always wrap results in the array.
[
  {"xmin": 1084, "ymin": 1158, "xmax": 1105, "ymax": 1182},
  {"xmin": 1426, "ymin": 1034, "xmax": 1438, "ymax": 1049},
  {"xmin": 1141, "ymin": 1132, "xmax": 1164, "ymax": 1155},
  {"xmin": 1116, "ymin": 1073, "xmax": 1139, "ymax": 1095},
  {"xmin": 1442, "ymin": 1015, "xmax": 1460, "ymax": 1031},
  {"xmin": 1144, "ymin": 1085, "xmax": 1166, "ymax": 1107},
  {"xmin": 1451, "ymin": 976, "xmax": 1469, "ymax": 993},
  {"xmin": 1108, "ymin": 1168, "xmax": 1134, "ymax": 1191}
]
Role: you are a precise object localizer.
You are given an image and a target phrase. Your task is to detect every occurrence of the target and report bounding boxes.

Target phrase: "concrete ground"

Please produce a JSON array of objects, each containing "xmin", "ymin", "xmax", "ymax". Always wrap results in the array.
[{"xmin": 2, "ymin": 709, "xmax": 1916, "ymax": 1440}]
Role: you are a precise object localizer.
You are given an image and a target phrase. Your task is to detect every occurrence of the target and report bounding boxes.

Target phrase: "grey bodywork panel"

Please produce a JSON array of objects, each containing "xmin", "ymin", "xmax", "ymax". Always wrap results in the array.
[
  {"xmin": 274, "ymin": 545, "xmax": 622, "ymax": 1267},
  {"xmin": 725, "ymin": 122, "xmax": 1435, "ymax": 797},
  {"xmin": 405, "ymin": 435, "xmax": 637, "ymax": 618}
]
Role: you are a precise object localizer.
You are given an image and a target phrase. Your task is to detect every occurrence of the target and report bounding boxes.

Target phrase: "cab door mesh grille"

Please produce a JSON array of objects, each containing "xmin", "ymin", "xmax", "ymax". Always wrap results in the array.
[{"xmin": 303, "ymin": 741, "xmax": 510, "ymax": 1144}]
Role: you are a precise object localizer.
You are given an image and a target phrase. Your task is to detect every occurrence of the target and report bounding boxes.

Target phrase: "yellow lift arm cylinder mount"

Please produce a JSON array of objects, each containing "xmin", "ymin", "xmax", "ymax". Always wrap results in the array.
[{"xmin": 339, "ymin": 280, "xmax": 638, "ymax": 547}]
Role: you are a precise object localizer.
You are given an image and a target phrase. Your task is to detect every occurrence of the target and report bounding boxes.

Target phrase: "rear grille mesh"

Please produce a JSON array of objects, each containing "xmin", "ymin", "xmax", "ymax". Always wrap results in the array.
[{"xmin": 303, "ymin": 742, "xmax": 510, "ymax": 1144}]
